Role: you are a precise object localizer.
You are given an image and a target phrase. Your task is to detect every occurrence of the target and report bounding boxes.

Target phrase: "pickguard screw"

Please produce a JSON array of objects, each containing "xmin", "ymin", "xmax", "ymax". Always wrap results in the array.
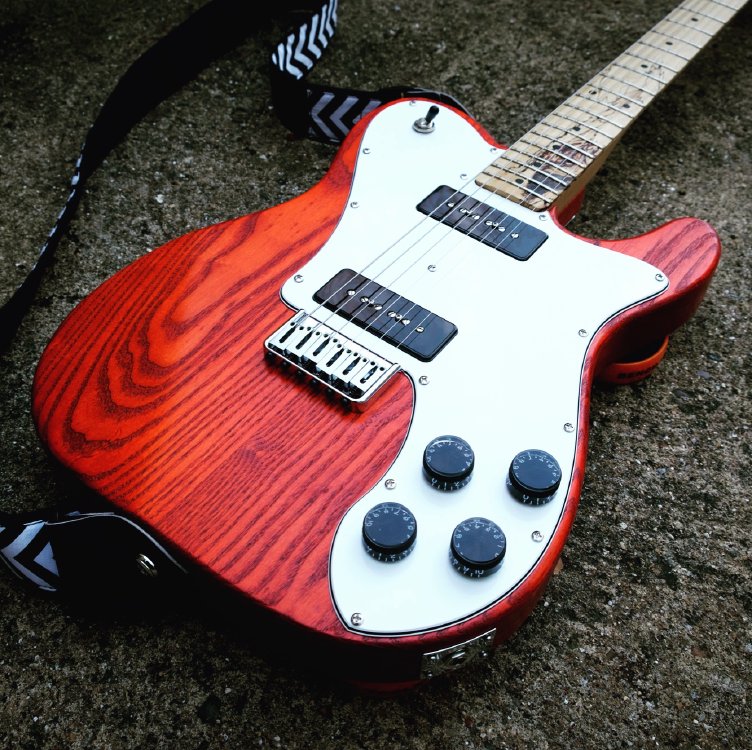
[
  {"xmin": 564, "ymin": 423, "xmax": 575, "ymax": 433},
  {"xmin": 362, "ymin": 147, "xmax": 371, "ymax": 154},
  {"xmin": 294, "ymin": 274, "xmax": 304, "ymax": 283},
  {"xmin": 385, "ymin": 478, "xmax": 396, "ymax": 490},
  {"xmin": 655, "ymin": 272, "xmax": 665, "ymax": 282},
  {"xmin": 428, "ymin": 264, "xmax": 437, "ymax": 272},
  {"xmin": 538, "ymin": 214, "xmax": 548, "ymax": 221},
  {"xmin": 350, "ymin": 201, "xmax": 359, "ymax": 209},
  {"xmin": 578, "ymin": 329, "xmax": 588, "ymax": 337},
  {"xmin": 460, "ymin": 173, "xmax": 468, "ymax": 180},
  {"xmin": 532, "ymin": 530, "xmax": 544, "ymax": 543},
  {"xmin": 419, "ymin": 375, "xmax": 430, "ymax": 385},
  {"xmin": 351, "ymin": 613, "xmax": 363, "ymax": 626},
  {"xmin": 136, "ymin": 553, "xmax": 158, "ymax": 577}
]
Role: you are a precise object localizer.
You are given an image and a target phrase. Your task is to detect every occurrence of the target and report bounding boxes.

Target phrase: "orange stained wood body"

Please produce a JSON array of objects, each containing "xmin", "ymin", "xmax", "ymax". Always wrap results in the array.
[{"xmin": 32, "ymin": 102, "xmax": 720, "ymax": 685}]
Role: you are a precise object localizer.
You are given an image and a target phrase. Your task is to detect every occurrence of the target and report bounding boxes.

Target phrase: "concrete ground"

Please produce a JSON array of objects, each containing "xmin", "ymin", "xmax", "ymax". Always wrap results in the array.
[{"xmin": 1, "ymin": 0, "xmax": 750, "ymax": 747}]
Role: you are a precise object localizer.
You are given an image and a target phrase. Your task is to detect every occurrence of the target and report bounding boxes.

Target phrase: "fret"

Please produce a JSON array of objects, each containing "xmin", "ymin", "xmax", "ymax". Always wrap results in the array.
[
  {"xmin": 682, "ymin": 0, "xmax": 736, "ymax": 23},
  {"xmin": 659, "ymin": 18, "xmax": 716, "ymax": 44},
  {"xmin": 569, "ymin": 92, "xmax": 635, "ymax": 124},
  {"xmin": 475, "ymin": 175, "xmax": 529, "ymax": 205},
  {"xmin": 597, "ymin": 70, "xmax": 656, "ymax": 98},
  {"xmin": 512, "ymin": 140, "xmax": 583, "ymax": 179},
  {"xmin": 643, "ymin": 28, "xmax": 703, "ymax": 57},
  {"xmin": 487, "ymin": 149, "xmax": 573, "ymax": 190},
  {"xmin": 480, "ymin": 157, "xmax": 564, "ymax": 195},
  {"xmin": 510, "ymin": 145, "xmax": 588, "ymax": 188},
  {"xmin": 667, "ymin": 15, "xmax": 717, "ymax": 36},
  {"xmin": 476, "ymin": 167, "xmax": 550, "ymax": 209},
  {"xmin": 648, "ymin": 28, "xmax": 703, "ymax": 52},
  {"xmin": 527, "ymin": 123, "xmax": 605, "ymax": 167},
  {"xmin": 631, "ymin": 39, "xmax": 691, "ymax": 66},
  {"xmin": 588, "ymin": 75, "xmax": 648, "ymax": 106},
  {"xmin": 545, "ymin": 114, "xmax": 615, "ymax": 144},
  {"xmin": 618, "ymin": 52, "xmax": 674, "ymax": 81},
  {"xmin": 710, "ymin": 0, "xmax": 746, "ymax": 13},
  {"xmin": 552, "ymin": 102, "xmax": 623, "ymax": 140},
  {"xmin": 609, "ymin": 60, "xmax": 670, "ymax": 88},
  {"xmin": 672, "ymin": 8, "xmax": 724, "ymax": 32},
  {"xmin": 524, "ymin": 125, "xmax": 602, "ymax": 161},
  {"xmin": 477, "ymin": 0, "xmax": 745, "ymax": 211}
]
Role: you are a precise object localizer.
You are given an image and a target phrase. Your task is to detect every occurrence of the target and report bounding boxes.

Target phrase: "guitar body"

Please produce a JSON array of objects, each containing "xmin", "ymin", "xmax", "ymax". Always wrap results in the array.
[{"xmin": 32, "ymin": 100, "xmax": 719, "ymax": 688}]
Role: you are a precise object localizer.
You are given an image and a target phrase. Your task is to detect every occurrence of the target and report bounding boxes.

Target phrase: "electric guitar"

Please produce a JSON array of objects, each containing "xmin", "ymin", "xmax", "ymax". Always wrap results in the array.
[{"xmin": 31, "ymin": 0, "xmax": 743, "ymax": 688}]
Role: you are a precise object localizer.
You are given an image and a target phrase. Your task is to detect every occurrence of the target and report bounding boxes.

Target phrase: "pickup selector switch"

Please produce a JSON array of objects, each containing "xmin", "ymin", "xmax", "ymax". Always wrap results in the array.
[
  {"xmin": 450, "ymin": 517, "xmax": 506, "ymax": 578},
  {"xmin": 423, "ymin": 435, "xmax": 475, "ymax": 491},
  {"xmin": 362, "ymin": 502, "xmax": 417, "ymax": 562},
  {"xmin": 508, "ymin": 449, "xmax": 562, "ymax": 505}
]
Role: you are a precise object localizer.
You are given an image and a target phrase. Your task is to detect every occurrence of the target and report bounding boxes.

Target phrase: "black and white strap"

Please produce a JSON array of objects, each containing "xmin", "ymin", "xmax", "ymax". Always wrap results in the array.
[
  {"xmin": 0, "ymin": 0, "xmax": 468, "ymax": 596},
  {"xmin": 0, "ymin": 511, "xmax": 187, "ymax": 595},
  {"xmin": 0, "ymin": 0, "xmax": 465, "ymax": 350},
  {"xmin": 0, "ymin": 515, "xmax": 59, "ymax": 592},
  {"xmin": 271, "ymin": 0, "xmax": 339, "ymax": 79}
]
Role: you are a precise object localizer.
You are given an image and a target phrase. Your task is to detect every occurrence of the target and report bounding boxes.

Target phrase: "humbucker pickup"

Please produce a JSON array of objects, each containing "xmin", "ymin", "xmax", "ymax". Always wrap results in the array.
[
  {"xmin": 265, "ymin": 311, "xmax": 399, "ymax": 410},
  {"xmin": 314, "ymin": 269, "xmax": 457, "ymax": 362},
  {"xmin": 417, "ymin": 185, "xmax": 548, "ymax": 260}
]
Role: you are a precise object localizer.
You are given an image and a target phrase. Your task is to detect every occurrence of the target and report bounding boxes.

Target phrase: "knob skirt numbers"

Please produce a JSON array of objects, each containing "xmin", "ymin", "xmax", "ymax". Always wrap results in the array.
[{"xmin": 362, "ymin": 502, "xmax": 417, "ymax": 562}]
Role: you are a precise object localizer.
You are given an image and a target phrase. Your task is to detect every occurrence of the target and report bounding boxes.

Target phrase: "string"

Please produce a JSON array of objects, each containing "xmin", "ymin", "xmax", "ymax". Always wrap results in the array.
[{"xmin": 283, "ymin": 0, "xmax": 741, "ymax": 377}]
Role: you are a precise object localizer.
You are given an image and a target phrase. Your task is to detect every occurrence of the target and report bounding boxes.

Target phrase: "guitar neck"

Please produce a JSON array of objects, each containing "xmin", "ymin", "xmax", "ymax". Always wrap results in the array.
[{"xmin": 478, "ymin": 0, "xmax": 746, "ymax": 211}]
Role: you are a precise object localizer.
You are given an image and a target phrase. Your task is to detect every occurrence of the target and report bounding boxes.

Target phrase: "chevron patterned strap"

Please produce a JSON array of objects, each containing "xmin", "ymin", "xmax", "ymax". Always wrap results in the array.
[
  {"xmin": 0, "ymin": 514, "xmax": 59, "ymax": 592},
  {"xmin": 272, "ymin": 0, "xmax": 338, "ymax": 79},
  {"xmin": 0, "ymin": 511, "xmax": 187, "ymax": 595},
  {"xmin": 305, "ymin": 83, "xmax": 468, "ymax": 143},
  {"xmin": 1, "ymin": 1, "xmax": 468, "ymax": 595},
  {"xmin": 0, "ymin": 0, "xmax": 466, "ymax": 350}
]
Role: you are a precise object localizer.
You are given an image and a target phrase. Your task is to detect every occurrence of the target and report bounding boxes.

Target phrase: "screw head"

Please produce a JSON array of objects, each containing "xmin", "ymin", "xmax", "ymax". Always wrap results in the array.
[
  {"xmin": 385, "ymin": 478, "xmax": 396, "ymax": 490},
  {"xmin": 293, "ymin": 274, "xmax": 304, "ymax": 283},
  {"xmin": 564, "ymin": 423, "xmax": 575, "ymax": 433},
  {"xmin": 538, "ymin": 214, "xmax": 548, "ymax": 221},
  {"xmin": 350, "ymin": 613, "xmax": 363, "ymax": 626},
  {"xmin": 350, "ymin": 201, "xmax": 359, "ymax": 209},
  {"xmin": 428, "ymin": 264, "xmax": 437, "ymax": 272},
  {"xmin": 655, "ymin": 272, "xmax": 666, "ymax": 282},
  {"xmin": 532, "ymin": 530, "xmax": 544, "ymax": 543},
  {"xmin": 578, "ymin": 329, "xmax": 588, "ymax": 337},
  {"xmin": 136, "ymin": 553, "xmax": 158, "ymax": 577},
  {"xmin": 362, "ymin": 147, "xmax": 371, "ymax": 154},
  {"xmin": 419, "ymin": 375, "xmax": 430, "ymax": 385}
]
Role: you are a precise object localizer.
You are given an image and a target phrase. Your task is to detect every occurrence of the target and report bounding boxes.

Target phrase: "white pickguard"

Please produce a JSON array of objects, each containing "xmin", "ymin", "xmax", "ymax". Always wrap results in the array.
[{"xmin": 279, "ymin": 100, "xmax": 667, "ymax": 636}]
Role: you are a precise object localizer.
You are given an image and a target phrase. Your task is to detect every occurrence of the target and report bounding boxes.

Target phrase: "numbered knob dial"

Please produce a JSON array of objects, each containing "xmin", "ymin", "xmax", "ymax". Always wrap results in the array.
[
  {"xmin": 508, "ymin": 449, "xmax": 562, "ymax": 505},
  {"xmin": 423, "ymin": 435, "xmax": 475, "ymax": 491},
  {"xmin": 450, "ymin": 517, "xmax": 506, "ymax": 578},
  {"xmin": 362, "ymin": 503, "xmax": 417, "ymax": 562}
]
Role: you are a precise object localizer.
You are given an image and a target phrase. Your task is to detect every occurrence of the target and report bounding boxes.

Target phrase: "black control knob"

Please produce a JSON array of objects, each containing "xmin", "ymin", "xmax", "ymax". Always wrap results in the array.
[
  {"xmin": 508, "ymin": 449, "xmax": 562, "ymax": 505},
  {"xmin": 362, "ymin": 502, "xmax": 417, "ymax": 562},
  {"xmin": 450, "ymin": 517, "xmax": 506, "ymax": 578},
  {"xmin": 423, "ymin": 435, "xmax": 475, "ymax": 491}
]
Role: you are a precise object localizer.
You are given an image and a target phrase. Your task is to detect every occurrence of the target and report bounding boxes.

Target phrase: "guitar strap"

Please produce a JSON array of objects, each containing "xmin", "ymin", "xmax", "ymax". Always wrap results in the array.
[{"xmin": 0, "ymin": 0, "xmax": 466, "ymax": 596}]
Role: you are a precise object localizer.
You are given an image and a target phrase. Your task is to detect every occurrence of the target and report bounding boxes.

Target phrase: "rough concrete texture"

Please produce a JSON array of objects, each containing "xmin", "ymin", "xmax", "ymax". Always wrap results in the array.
[{"xmin": 1, "ymin": 0, "xmax": 750, "ymax": 748}]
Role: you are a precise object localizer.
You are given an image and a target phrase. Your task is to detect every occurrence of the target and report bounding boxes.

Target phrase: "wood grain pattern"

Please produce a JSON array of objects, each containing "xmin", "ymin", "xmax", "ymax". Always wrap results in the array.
[
  {"xmin": 32, "ymin": 111, "xmax": 415, "ymax": 642},
  {"xmin": 478, "ymin": 0, "xmax": 746, "ymax": 211},
  {"xmin": 31, "ymin": 98, "xmax": 720, "ymax": 685}
]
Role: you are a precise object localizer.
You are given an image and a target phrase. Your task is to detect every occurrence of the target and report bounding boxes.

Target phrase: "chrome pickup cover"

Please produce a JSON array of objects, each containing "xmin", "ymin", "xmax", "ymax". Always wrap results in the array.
[{"xmin": 264, "ymin": 311, "xmax": 399, "ymax": 409}]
